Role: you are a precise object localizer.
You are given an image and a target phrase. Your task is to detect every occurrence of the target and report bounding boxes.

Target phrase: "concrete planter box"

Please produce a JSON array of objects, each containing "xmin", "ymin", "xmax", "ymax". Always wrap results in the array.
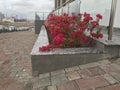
[{"xmin": 31, "ymin": 26, "xmax": 120, "ymax": 76}]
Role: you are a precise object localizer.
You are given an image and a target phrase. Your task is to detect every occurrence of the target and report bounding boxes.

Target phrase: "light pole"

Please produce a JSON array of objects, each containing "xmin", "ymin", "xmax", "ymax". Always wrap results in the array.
[{"xmin": 108, "ymin": 0, "xmax": 117, "ymax": 40}]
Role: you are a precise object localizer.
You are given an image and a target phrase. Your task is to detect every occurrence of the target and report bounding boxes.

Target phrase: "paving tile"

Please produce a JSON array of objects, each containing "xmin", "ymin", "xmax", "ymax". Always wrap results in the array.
[
  {"xmin": 5, "ymin": 82, "xmax": 24, "ymax": 90},
  {"xmin": 114, "ymin": 58, "xmax": 120, "ymax": 65},
  {"xmin": 48, "ymin": 85, "xmax": 57, "ymax": 90},
  {"xmin": 0, "ymin": 51, "xmax": 10, "ymax": 64},
  {"xmin": 111, "ymin": 63, "xmax": 120, "ymax": 70},
  {"xmin": 24, "ymin": 82, "xmax": 33, "ymax": 90},
  {"xmin": 87, "ymin": 66, "xmax": 106, "ymax": 76},
  {"xmin": 78, "ymin": 66, "xmax": 105, "ymax": 78},
  {"xmin": 11, "ymin": 63, "xmax": 17, "ymax": 68},
  {"xmin": 66, "ymin": 71, "xmax": 81, "ymax": 81},
  {"xmin": 96, "ymin": 84, "xmax": 120, "ymax": 90},
  {"xmin": 0, "ymin": 78, "xmax": 16, "ymax": 89},
  {"xmin": 39, "ymin": 73, "xmax": 50, "ymax": 79},
  {"xmin": 110, "ymin": 71, "xmax": 120, "ymax": 82},
  {"xmin": 2, "ymin": 64, "xmax": 11, "ymax": 73},
  {"xmin": 16, "ymin": 68, "xmax": 24, "ymax": 77},
  {"xmin": 10, "ymin": 69, "xmax": 18, "ymax": 77},
  {"xmin": 98, "ymin": 60, "xmax": 111, "ymax": 65},
  {"xmin": 58, "ymin": 81, "xmax": 79, "ymax": 90},
  {"xmin": 51, "ymin": 69, "xmax": 65, "ymax": 76},
  {"xmin": 33, "ymin": 87, "xmax": 47, "ymax": 90},
  {"xmin": 99, "ymin": 64, "xmax": 120, "ymax": 73},
  {"xmin": 65, "ymin": 66, "xmax": 80, "ymax": 72},
  {"xmin": 79, "ymin": 62, "xmax": 100, "ymax": 69},
  {"xmin": 33, "ymin": 77, "xmax": 51, "ymax": 89},
  {"xmin": 32, "ymin": 77, "xmax": 39, "ymax": 83},
  {"xmin": 33, "ymin": 71, "xmax": 39, "ymax": 77},
  {"xmin": 75, "ymin": 76, "xmax": 109, "ymax": 90},
  {"xmin": 103, "ymin": 74, "xmax": 119, "ymax": 84},
  {"xmin": 0, "ymin": 61, "xmax": 3, "ymax": 66},
  {"xmin": 51, "ymin": 74, "xmax": 68, "ymax": 85},
  {"xmin": 78, "ymin": 69, "xmax": 93, "ymax": 78}
]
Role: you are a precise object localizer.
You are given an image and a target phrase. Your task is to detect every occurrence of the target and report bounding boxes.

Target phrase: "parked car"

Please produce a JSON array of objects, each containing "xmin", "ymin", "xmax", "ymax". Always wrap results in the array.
[
  {"xmin": 0, "ymin": 25, "xmax": 3, "ymax": 33},
  {"xmin": 2, "ymin": 26, "xmax": 9, "ymax": 32},
  {"xmin": 8, "ymin": 26, "xmax": 15, "ymax": 32}
]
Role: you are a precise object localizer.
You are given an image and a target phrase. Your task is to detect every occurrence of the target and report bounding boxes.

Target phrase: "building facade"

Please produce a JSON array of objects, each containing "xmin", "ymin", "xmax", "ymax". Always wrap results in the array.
[
  {"xmin": 2, "ymin": 17, "xmax": 15, "ymax": 23},
  {"xmin": 55, "ymin": 0, "xmax": 74, "ymax": 9}
]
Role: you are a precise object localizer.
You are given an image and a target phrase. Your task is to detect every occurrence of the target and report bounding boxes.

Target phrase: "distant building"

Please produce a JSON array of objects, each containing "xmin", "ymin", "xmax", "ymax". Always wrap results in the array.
[
  {"xmin": 2, "ymin": 17, "xmax": 27, "ymax": 23},
  {"xmin": 14, "ymin": 19, "xmax": 27, "ymax": 22},
  {"xmin": 2, "ymin": 17, "xmax": 15, "ymax": 23},
  {"xmin": 0, "ymin": 12, "xmax": 5, "ymax": 20}
]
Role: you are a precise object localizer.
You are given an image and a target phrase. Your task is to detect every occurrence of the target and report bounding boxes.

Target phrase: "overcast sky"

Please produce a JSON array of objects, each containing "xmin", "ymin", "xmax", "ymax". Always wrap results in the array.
[{"xmin": 0, "ymin": 0, "xmax": 54, "ymax": 19}]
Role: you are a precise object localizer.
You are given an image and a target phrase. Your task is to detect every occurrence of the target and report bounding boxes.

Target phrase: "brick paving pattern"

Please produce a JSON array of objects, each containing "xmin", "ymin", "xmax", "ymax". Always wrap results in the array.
[{"xmin": 0, "ymin": 30, "xmax": 38, "ymax": 90}]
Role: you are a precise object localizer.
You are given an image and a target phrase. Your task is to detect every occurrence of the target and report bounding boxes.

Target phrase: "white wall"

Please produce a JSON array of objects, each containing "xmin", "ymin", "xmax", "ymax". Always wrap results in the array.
[{"xmin": 80, "ymin": 0, "xmax": 112, "ymax": 26}]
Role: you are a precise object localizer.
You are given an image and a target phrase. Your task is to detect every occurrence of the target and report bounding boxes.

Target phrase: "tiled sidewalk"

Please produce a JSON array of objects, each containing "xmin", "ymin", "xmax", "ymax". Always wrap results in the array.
[{"xmin": 32, "ymin": 59, "xmax": 120, "ymax": 90}]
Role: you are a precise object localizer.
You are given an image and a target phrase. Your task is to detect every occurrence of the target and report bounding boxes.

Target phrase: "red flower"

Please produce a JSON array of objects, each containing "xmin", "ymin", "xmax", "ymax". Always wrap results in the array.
[
  {"xmin": 63, "ymin": 13, "xmax": 68, "ymax": 16},
  {"xmin": 96, "ymin": 14, "xmax": 103, "ymax": 19},
  {"xmin": 78, "ymin": 21, "xmax": 84, "ymax": 27},
  {"xmin": 91, "ymin": 33, "xmax": 97, "ymax": 38},
  {"xmin": 91, "ymin": 21, "xmax": 99, "ymax": 27},
  {"xmin": 52, "ymin": 34, "xmax": 65, "ymax": 47},
  {"xmin": 78, "ymin": 13, "xmax": 82, "ymax": 17},
  {"xmin": 79, "ymin": 39, "xmax": 84, "ymax": 45},
  {"xmin": 84, "ymin": 12, "xmax": 90, "ymax": 17},
  {"xmin": 51, "ymin": 29, "xmax": 58, "ymax": 38},
  {"xmin": 83, "ymin": 36, "xmax": 91, "ymax": 43},
  {"xmin": 83, "ymin": 12, "xmax": 93, "ymax": 22},
  {"xmin": 80, "ymin": 26, "xmax": 88, "ymax": 31},
  {"xmin": 98, "ymin": 33, "xmax": 103, "ymax": 38},
  {"xmin": 83, "ymin": 16, "xmax": 93, "ymax": 22},
  {"xmin": 91, "ymin": 41, "xmax": 96, "ymax": 45},
  {"xmin": 39, "ymin": 45, "xmax": 53, "ymax": 52},
  {"xmin": 70, "ymin": 33, "xmax": 76, "ymax": 39},
  {"xmin": 69, "ymin": 41, "xmax": 74, "ymax": 47},
  {"xmin": 92, "ymin": 33, "xmax": 103, "ymax": 38}
]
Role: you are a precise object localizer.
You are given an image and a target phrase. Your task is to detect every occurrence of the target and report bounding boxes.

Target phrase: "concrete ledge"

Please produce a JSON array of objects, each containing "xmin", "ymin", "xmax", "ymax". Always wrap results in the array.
[
  {"xmin": 31, "ymin": 54, "xmax": 105, "ymax": 76},
  {"xmin": 31, "ymin": 26, "xmax": 120, "ymax": 76},
  {"xmin": 94, "ymin": 38, "xmax": 120, "ymax": 57}
]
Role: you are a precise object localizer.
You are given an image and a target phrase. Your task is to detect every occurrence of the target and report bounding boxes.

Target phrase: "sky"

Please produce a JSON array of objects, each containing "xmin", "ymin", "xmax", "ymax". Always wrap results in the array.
[{"xmin": 0, "ymin": 0, "xmax": 54, "ymax": 19}]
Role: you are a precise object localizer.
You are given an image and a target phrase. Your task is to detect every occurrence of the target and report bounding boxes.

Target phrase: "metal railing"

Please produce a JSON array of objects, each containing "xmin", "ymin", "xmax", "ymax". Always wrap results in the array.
[{"xmin": 52, "ymin": 0, "xmax": 81, "ymax": 15}]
